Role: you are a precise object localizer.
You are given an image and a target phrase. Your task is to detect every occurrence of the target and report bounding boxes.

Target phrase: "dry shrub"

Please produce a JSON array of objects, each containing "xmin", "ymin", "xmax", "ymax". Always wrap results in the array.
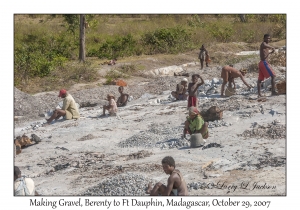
[
  {"xmin": 269, "ymin": 51, "xmax": 286, "ymax": 67},
  {"xmin": 247, "ymin": 63, "xmax": 259, "ymax": 73}
]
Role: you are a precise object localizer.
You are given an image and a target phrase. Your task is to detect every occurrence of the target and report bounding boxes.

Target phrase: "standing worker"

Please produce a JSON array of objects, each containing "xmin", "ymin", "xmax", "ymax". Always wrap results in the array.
[
  {"xmin": 257, "ymin": 34, "xmax": 277, "ymax": 97},
  {"xmin": 198, "ymin": 44, "xmax": 210, "ymax": 70}
]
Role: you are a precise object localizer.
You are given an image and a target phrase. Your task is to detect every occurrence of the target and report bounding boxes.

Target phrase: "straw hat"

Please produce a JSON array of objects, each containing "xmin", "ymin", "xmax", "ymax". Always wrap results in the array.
[{"xmin": 240, "ymin": 69, "xmax": 248, "ymax": 73}]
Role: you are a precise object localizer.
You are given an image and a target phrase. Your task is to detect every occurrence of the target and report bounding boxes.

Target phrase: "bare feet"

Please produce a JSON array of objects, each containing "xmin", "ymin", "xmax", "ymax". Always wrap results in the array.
[{"xmin": 146, "ymin": 183, "xmax": 152, "ymax": 194}]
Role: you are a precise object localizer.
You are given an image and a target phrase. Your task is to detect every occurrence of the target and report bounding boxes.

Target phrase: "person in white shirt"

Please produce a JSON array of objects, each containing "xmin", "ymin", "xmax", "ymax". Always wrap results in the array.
[{"xmin": 14, "ymin": 166, "xmax": 39, "ymax": 196}]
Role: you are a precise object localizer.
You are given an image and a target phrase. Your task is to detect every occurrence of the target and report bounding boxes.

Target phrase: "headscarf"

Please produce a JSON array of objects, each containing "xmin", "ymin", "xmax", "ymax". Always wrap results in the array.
[{"xmin": 189, "ymin": 106, "xmax": 200, "ymax": 116}]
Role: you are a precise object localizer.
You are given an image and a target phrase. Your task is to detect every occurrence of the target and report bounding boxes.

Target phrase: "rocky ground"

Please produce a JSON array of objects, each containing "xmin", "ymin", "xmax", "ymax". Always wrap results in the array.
[{"xmin": 14, "ymin": 48, "xmax": 286, "ymax": 196}]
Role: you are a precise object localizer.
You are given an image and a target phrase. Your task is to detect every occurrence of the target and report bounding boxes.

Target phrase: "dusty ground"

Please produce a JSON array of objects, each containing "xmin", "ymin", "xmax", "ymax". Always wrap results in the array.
[{"xmin": 14, "ymin": 43, "xmax": 286, "ymax": 196}]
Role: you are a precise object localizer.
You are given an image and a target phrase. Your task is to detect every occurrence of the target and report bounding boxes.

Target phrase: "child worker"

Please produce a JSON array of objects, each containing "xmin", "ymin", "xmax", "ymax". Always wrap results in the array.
[
  {"xmin": 183, "ymin": 106, "xmax": 209, "ymax": 140},
  {"xmin": 101, "ymin": 94, "xmax": 118, "ymax": 116},
  {"xmin": 116, "ymin": 86, "xmax": 129, "ymax": 107},
  {"xmin": 146, "ymin": 156, "xmax": 188, "ymax": 196},
  {"xmin": 187, "ymin": 74, "xmax": 204, "ymax": 108}
]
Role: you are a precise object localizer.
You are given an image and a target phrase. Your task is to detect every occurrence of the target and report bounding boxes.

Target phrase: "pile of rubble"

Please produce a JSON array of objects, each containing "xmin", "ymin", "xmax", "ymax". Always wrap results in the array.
[
  {"xmin": 123, "ymin": 150, "xmax": 153, "ymax": 160},
  {"xmin": 118, "ymin": 124, "xmax": 184, "ymax": 149},
  {"xmin": 238, "ymin": 123, "xmax": 286, "ymax": 139},
  {"xmin": 81, "ymin": 173, "xmax": 154, "ymax": 196},
  {"xmin": 253, "ymin": 155, "xmax": 286, "ymax": 169},
  {"xmin": 208, "ymin": 120, "xmax": 232, "ymax": 128},
  {"xmin": 187, "ymin": 181, "xmax": 214, "ymax": 191}
]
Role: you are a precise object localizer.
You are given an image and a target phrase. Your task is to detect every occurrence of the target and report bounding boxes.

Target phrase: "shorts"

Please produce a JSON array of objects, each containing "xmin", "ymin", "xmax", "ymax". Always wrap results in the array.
[
  {"xmin": 258, "ymin": 60, "xmax": 276, "ymax": 81},
  {"xmin": 188, "ymin": 96, "xmax": 197, "ymax": 108}
]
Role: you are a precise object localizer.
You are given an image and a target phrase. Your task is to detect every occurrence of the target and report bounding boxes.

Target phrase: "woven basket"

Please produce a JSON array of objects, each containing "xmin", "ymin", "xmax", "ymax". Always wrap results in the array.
[{"xmin": 225, "ymin": 87, "xmax": 235, "ymax": 97}]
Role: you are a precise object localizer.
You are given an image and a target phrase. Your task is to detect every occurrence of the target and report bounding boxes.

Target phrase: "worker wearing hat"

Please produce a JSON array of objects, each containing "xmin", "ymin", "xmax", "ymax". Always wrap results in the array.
[
  {"xmin": 171, "ymin": 78, "xmax": 189, "ymax": 100},
  {"xmin": 220, "ymin": 65, "xmax": 252, "ymax": 97},
  {"xmin": 101, "ymin": 93, "xmax": 118, "ymax": 117},
  {"xmin": 45, "ymin": 89, "xmax": 80, "ymax": 125}
]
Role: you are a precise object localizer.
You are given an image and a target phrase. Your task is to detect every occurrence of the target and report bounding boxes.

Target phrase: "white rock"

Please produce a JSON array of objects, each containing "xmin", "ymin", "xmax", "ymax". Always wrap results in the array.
[
  {"xmin": 211, "ymin": 78, "xmax": 219, "ymax": 85},
  {"xmin": 128, "ymin": 96, "xmax": 133, "ymax": 102},
  {"xmin": 204, "ymin": 80, "xmax": 210, "ymax": 85}
]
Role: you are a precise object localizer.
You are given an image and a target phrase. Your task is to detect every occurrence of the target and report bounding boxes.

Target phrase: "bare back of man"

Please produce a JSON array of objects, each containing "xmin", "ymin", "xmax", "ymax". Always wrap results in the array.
[{"xmin": 221, "ymin": 66, "xmax": 251, "ymax": 97}]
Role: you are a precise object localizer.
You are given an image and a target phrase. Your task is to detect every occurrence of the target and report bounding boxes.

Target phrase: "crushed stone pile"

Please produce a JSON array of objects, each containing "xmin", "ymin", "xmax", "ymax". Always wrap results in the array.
[
  {"xmin": 238, "ymin": 123, "xmax": 286, "ymax": 139},
  {"xmin": 118, "ymin": 124, "xmax": 189, "ymax": 149},
  {"xmin": 80, "ymin": 173, "xmax": 154, "ymax": 196},
  {"xmin": 187, "ymin": 181, "xmax": 215, "ymax": 191},
  {"xmin": 123, "ymin": 150, "xmax": 153, "ymax": 160},
  {"xmin": 253, "ymin": 155, "xmax": 286, "ymax": 169},
  {"xmin": 14, "ymin": 87, "xmax": 54, "ymax": 119}
]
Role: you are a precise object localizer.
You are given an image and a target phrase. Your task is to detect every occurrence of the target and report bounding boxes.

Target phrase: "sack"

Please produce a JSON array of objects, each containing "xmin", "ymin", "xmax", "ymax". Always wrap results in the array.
[{"xmin": 200, "ymin": 106, "xmax": 223, "ymax": 122}]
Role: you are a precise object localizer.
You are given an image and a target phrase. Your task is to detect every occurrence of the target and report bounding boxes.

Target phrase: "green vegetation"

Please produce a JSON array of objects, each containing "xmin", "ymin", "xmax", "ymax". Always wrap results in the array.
[{"xmin": 14, "ymin": 14, "xmax": 286, "ymax": 93}]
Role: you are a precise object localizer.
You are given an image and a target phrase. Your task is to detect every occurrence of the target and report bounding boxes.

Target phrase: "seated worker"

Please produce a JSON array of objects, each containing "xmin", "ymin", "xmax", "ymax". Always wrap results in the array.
[
  {"xmin": 171, "ymin": 78, "xmax": 188, "ymax": 100},
  {"xmin": 183, "ymin": 106, "xmax": 209, "ymax": 139},
  {"xmin": 101, "ymin": 93, "xmax": 118, "ymax": 116},
  {"xmin": 116, "ymin": 86, "xmax": 129, "ymax": 107},
  {"xmin": 187, "ymin": 74, "xmax": 204, "ymax": 108},
  {"xmin": 146, "ymin": 156, "xmax": 188, "ymax": 196},
  {"xmin": 45, "ymin": 89, "xmax": 80, "ymax": 126},
  {"xmin": 14, "ymin": 166, "xmax": 39, "ymax": 196},
  {"xmin": 220, "ymin": 65, "xmax": 252, "ymax": 97}
]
